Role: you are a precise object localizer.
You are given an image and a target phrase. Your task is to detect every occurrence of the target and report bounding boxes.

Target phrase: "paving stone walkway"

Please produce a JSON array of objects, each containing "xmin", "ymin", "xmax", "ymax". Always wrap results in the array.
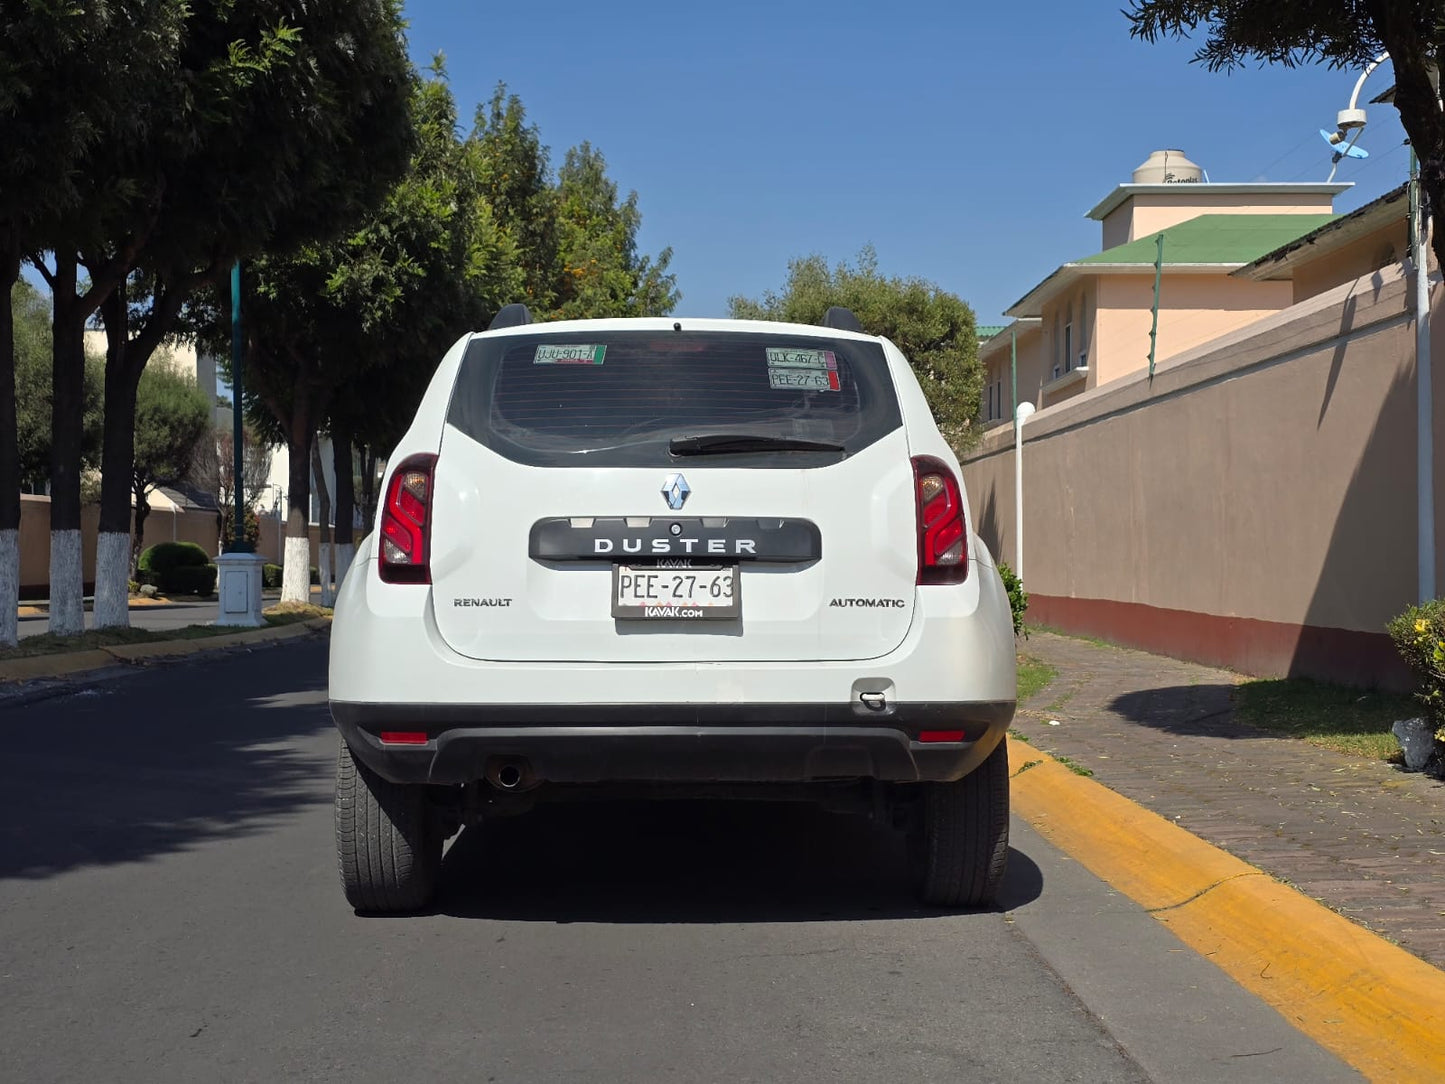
[{"xmin": 1012, "ymin": 631, "xmax": 1445, "ymax": 970}]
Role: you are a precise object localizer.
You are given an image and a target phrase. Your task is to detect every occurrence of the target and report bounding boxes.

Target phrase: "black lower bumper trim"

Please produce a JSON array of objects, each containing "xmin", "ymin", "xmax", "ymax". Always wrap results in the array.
[{"xmin": 331, "ymin": 700, "xmax": 1014, "ymax": 786}]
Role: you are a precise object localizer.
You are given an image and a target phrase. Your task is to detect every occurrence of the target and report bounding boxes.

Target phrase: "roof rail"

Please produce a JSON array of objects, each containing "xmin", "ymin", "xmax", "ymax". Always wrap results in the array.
[
  {"xmin": 820, "ymin": 306, "xmax": 863, "ymax": 333},
  {"xmin": 488, "ymin": 303, "xmax": 533, "ymax": 330}
]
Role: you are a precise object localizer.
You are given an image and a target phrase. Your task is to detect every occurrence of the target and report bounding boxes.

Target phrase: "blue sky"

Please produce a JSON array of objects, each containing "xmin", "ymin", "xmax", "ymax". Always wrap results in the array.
[{"xmin": 403, "ymin": 0, "xmax": 1409, "ymax": 324}]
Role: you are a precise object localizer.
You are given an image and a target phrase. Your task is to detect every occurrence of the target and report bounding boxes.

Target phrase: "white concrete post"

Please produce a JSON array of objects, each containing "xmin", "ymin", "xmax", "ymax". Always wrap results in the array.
[{"xmin": 214, "ymin": 551, "xmax": 267, "ymax": 627}]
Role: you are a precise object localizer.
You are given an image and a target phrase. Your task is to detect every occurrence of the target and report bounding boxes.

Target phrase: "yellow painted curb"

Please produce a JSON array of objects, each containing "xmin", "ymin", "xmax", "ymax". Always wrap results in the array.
[
  {"xmin": 17, "ymin": 606, "xmax": 43, "ymax": 618},
  {"xmin": 0, "ymin": 650, "xmax": 118, "ymax": 683},
  {"xmin": 103, "ymin": 622, "xmax": 318, "ymax": 662},
  {"xmin": 1007, "ymin": 736, "xmax": 1445, "ymax": 1080},
  {"xmin": 102, "ymin": 640, "xmax": 208, "ymax": 661}
]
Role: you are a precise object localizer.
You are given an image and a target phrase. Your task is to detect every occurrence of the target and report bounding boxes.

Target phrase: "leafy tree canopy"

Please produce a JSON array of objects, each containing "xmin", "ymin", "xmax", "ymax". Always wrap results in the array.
[
  {"xmin": 553, "ymin": 143, "xmax": 680, "ymax": 319},
  {"xmin": 473, "ymin": 86, "xmax": 678, "ymax": 321},
  {"xmin": 228, "ymin": 68, "xmax": 680, "ymax": 476},
  {"xmin": 128, "ymin": 360, "xmax": 211, "ymax": 569},
  {"xmin": 133, "ymin": 362, "xmax": 212, "ymax": 502},
  {"xmin": 11, "ymin": 281, "xmax": 102, "ymax": 490},
  {"xmin": 0, "ymin": 0, "xmax": 185, "ymax": 255},
  {"xmin": 229, "ymin": 63, "xmax": 522, "ymax": 453},
  {"xmin": 730, "ymin": 246, "xmax": 983, "ymax": 450}
]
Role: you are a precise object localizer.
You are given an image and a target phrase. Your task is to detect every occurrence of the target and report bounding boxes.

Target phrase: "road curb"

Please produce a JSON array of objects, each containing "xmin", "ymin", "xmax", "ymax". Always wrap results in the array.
[
  {"xmin": 1007, "ymin": 736, "xmax": 1445, "ymax": 1080},
  {"xmin": 0, "ymin": 618, "xmax": 330, "ymax": 684}
]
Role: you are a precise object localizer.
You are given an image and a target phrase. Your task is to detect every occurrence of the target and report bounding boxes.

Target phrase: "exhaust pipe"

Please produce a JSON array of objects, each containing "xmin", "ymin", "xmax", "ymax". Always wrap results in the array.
[{"xmin": 486, "ymin": 758, "xmax": 534, "ymax": 791}]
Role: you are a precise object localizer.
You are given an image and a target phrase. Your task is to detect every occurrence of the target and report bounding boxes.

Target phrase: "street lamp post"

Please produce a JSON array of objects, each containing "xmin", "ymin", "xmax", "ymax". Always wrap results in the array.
[
  {"xmin": 1014, "ymin": 401, "xmax": 1036, "ymax": 581},
  {"xmin": 227, "ymin": 260, "xmax": 251, "ymax": 555},
  {"xmin": 1412, "ymin": 151, "xmax": 1436, "ymax": 602},
  {"xmin": 214, "ymin": 260, "xmax": 266, "ymax": 626},
  {"xmin": 1324, "ymin": 54, "xmax": 1434, "ymax": 601}
]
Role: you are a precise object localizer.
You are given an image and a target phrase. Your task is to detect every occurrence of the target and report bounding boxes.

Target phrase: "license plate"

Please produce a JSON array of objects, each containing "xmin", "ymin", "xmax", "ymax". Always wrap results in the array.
[{"xmin": 612, "ymin": 562, "xmax": 740, "ymax": 620}]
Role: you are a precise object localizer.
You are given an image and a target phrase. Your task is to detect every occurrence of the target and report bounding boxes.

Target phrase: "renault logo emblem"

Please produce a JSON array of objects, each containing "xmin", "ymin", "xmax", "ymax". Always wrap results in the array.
[{"xmin": 661, "ymin": 473, "xmax": 691, "ymax": 510}]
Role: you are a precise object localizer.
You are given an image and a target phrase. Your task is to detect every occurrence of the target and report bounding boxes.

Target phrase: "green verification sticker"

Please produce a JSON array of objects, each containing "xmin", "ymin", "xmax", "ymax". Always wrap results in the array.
[{"xmin": 534, "ymin": 344, "xmax": 606, "ymax": 365}]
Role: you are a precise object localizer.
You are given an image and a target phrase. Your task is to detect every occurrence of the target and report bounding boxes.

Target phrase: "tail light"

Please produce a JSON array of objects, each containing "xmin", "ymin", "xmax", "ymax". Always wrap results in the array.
[
  {"xmin": 378, "ymin": 453, "xmax": 437, "ymax": 584},
  {"xmin": 912, "ymin": 455, "xmax": 969, "ymax": 584}
]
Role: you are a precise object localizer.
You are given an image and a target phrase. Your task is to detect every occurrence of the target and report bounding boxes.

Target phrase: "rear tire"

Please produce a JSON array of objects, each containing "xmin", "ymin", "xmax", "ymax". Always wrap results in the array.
[
  {"xmin": 335, "ymin": 740, "xmax": 442, "ymax": 913},
  {"xmin": 916, "ymin": 739, "xmax": 1010, "ymax": 908}
]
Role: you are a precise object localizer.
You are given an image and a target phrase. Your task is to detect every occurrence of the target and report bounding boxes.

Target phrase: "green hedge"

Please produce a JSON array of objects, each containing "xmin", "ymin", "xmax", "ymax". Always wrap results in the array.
[
  {"xmin": 1388, "ymin": 599, "xmax": 1445, "ymax": 733},
  {"xmin": 137, "ymin": 541, "xmax": 210, "ymax": 577},
  {"xmin": 257, "ymin": 564, "xmax": 320, "ymax": 589},
  {"xmin": 997, "ymin": 560, "xmax": 1029, "ymax": 638},
  {"xmin": 166, "ymin": 564, "xmax": 218, "ymax": 596}
]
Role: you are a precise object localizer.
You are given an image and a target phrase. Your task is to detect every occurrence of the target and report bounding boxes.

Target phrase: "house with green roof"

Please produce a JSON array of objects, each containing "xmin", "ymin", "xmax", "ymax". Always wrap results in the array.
[{"xmin": 978, "ymin": 150, "xmax": 1348, "ymax": 426}]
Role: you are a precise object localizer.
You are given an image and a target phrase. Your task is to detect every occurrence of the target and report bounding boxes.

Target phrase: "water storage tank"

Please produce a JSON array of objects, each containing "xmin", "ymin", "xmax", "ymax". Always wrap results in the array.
[{"xmin": 1132, "ymin": 149, "xmax": 1203, "ymax": 184}]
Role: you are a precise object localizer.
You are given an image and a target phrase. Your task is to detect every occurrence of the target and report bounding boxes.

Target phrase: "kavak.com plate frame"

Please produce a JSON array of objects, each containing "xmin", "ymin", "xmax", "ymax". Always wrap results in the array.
[{"xmin": 611, "ymin": 561, "xmax": 740, "ymax": 620}]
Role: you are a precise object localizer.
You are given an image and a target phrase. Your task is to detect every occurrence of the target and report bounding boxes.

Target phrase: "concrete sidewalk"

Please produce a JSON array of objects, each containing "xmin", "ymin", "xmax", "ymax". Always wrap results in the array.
[{"xmin": 1012, "ymin": 631, "xmax": 1445, "ymax": 969}]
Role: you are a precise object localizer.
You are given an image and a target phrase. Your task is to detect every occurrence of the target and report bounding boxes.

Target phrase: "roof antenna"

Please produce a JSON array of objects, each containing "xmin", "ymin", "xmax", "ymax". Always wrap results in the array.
[{"xmin": 1321, "ymin": 52, "xmax": 1387, "ymax": 181}]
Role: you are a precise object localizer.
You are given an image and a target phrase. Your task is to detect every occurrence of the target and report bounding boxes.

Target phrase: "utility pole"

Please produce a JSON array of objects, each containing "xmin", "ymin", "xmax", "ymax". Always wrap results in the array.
[
  {"xmin": 215, "ymin": 260, "xmax": 265, "ymax": 625},
  {"xmin": 227, "ymin": 261, "xmax": 251, "ymax": 554}
]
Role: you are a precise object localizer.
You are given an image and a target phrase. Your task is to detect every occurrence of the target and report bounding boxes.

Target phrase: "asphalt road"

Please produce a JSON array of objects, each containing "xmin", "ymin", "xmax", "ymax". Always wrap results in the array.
[{"xmin": 0, "ymin": 639, "xmax": 1359, "ymax": 1083}]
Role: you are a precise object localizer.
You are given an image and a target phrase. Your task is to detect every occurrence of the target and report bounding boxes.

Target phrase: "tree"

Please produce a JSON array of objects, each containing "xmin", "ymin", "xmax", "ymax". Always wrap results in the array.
[
  {"xmin": 66, "ymin": 0, "xmax": 414, "ymax": 630},
  {"xmin": 0, "ymin": 2, "xmax": 181, "ymax": 642},
  {"xmin": 730, "ymin": 247, "xmax": 983, "ymax": 450},
  {"xmin": 1125, "ymin": 2, "xmax": 1445, "ymax": 272},
  {"xmin": 551, "ymin": 143, "xmax": 679, "ymax": 319},
  {"xmin": 130, "ymin": 364, "xmax": 212, "ymax": 572},
  {"xmin": 471, "ymin": 89, "xmax": 678, "ymax": 320},
  {"xmin": 188, "ymin": 423, "xmax": 273, "ymax": 545},
  {"xmin": 473, "ymin": 86, "xmax": 560, "ymax": 310},
  {"xmin": 11, "ymin": 282, "xmax": 102, "ymax": 492},
  {"xmin": 236, "ymin": 74, "xmax": 680, "ymax": 602},
  {"xmin": 235, "ymin": 65, "xmax": 521, "ymax": 602}
]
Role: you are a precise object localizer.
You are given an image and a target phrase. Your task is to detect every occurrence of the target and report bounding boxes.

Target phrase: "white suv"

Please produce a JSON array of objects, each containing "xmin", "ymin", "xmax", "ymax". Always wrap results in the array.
[{"xmin": 330, "ymin": 306, "xmax": 1018, "ymax": 913}]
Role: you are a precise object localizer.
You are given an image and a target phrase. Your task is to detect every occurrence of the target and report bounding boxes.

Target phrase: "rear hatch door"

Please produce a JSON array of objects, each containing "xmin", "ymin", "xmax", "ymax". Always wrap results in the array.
[{"xmin": 428, "ymin": 327, "xmax": 918, "ymax": 663}]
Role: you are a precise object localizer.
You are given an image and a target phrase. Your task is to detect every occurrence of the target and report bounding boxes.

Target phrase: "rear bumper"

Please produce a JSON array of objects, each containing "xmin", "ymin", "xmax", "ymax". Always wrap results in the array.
[{"xmin": 331, "ymin": 700, "xmax": 1014, "ymax": 786}]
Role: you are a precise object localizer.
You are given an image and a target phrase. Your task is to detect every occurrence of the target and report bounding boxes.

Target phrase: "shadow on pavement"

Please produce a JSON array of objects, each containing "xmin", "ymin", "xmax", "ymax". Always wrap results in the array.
[
  {"xmin": 1105, "ymin": 684, "xmax": 1245, "ymax": 738},
  {"xmin": 0, "ymin": 639, "xmax": 334, "ymax": 881},
  {"xmin": 435, "ymin": 800, "xmax": 1044, "ymax": 923}
]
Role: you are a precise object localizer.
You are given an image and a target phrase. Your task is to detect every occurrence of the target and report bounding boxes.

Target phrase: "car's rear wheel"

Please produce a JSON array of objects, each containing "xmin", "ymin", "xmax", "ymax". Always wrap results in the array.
[
  {"xmin": 915, "ymin": 739, "xmax": 1009, "ymax": 907},
  {"xmin": 335, "ymin": 740, "xmax": 442, "ymax": 913}
]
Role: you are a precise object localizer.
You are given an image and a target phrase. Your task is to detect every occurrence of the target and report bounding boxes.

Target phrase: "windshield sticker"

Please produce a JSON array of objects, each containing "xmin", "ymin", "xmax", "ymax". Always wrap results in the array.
[
  {"xmin": 534, "ymin": 344, "xmax": 606, "ymax": 366},
  {"xmin": 765, "ymin": 347, "xmax": 840, "ymax": 392}
]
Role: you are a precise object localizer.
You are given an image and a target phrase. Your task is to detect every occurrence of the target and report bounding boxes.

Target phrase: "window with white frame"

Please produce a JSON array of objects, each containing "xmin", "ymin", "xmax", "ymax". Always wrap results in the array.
[{"xmin": 1063, "ymin": 305, "xmax": 1073, "ymax": 374}]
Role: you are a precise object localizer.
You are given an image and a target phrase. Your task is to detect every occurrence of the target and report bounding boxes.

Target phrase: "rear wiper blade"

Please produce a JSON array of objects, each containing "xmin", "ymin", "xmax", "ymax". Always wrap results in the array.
[{"xmin": 669, "ymin": 434, "xmax": 846, "ymax": 456}]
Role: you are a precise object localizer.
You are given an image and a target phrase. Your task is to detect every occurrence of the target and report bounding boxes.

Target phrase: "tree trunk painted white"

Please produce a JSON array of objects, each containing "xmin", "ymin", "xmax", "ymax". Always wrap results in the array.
[
  {"xmin": 318, "ymin": 542, "xmax": 334, "ymax": 607},
  {"xmin": 334, "ymin": 542, "xmax": 357, "ymax": 593},
  {"xmin": 0, "ymin": 529, "xmax": 17, "ymax": 648},
  {"xmin": 92, "ymin": 531, "xmax": 131, "ymax": 629},
  {"xmin": 49, "ymin": 529, "xmax": 84, "ymax": 636},
  {"xmin": 310, "ymin": 439, "xmax": 334, "ymax": 607},
  {"xmin": 282, "ymin": 534, "xmax": 311, "ymax": 604}
]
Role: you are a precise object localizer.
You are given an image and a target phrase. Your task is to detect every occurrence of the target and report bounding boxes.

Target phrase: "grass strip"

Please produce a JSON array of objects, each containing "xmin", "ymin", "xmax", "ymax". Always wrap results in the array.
[
  {"xmin": 0, "ymin": 608, "xmax": 327, "ymax": 660},
  {"xmin": 1017, "ymin": 653, "xmax": 1058, "ymax": 702},
  {"xmin": 1232, "ymin": 677, "xmax": 1417, "ymax": 761}
]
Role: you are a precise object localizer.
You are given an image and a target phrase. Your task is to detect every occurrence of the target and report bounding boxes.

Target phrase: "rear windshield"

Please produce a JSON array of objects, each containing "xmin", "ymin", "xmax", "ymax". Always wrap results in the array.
[{"xmin": 446, "ymin": 330, "xmax": 903, "ymax": 468}]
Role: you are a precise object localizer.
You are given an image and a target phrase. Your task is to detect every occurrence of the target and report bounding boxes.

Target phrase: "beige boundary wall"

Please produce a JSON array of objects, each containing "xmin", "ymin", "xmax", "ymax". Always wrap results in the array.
[
  {"xmin": 961, "ymin": 262, "xmax": 1445, "ymax": 690},
  {"xmin": 18, "ymin": 497, "xmax": 340, "ymax": 596}
]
